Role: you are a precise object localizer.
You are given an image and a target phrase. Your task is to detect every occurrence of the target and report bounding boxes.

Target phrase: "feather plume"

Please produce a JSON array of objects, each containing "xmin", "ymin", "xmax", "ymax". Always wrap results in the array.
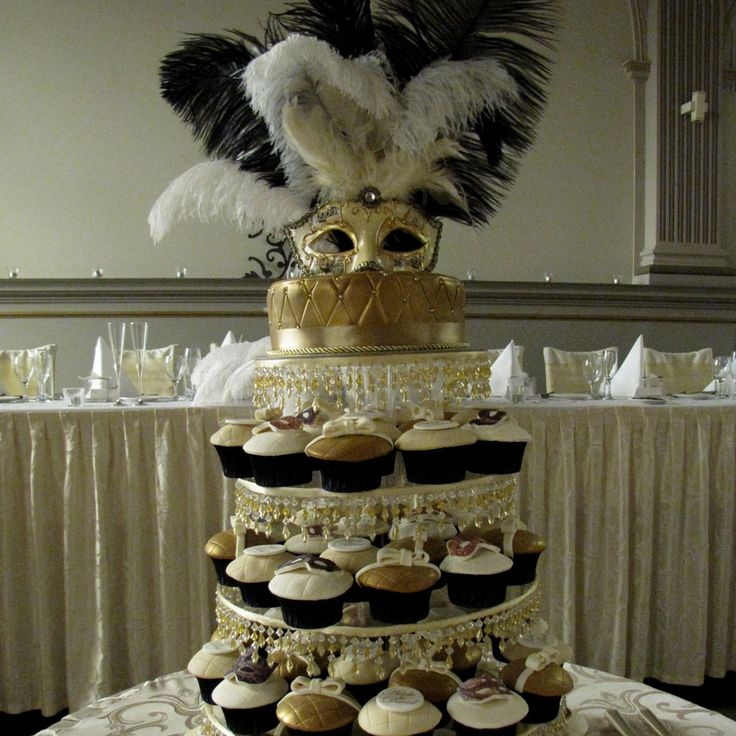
[{"xmin": 148, "ymin": 160, "xmax": 308, "ymax": 241}]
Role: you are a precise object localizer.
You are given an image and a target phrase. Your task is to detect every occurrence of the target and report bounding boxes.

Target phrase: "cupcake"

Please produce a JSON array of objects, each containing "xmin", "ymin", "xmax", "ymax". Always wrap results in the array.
[
  {"xmin": 481, "ymin": 519, "xmax": 546, "ymax": 585},
  {"xmin": 433, "ymin": 643, "xmax": 483, "ymax": 680},
  {"xmin": 439, "ymin": 534, "xmax": 512, "ymax": 609},
  {"xmin": 209, "ymin": 419, "xmax": 259, "ymax": 478},
  {"xmin": 500, "ymin": 649, "xmax": 573, "ymax": 723},
  {"xmin": 395, "ymin": 420, "xmax": 476, "ymax": 484},
  {"xmin": 447, "ymin": 671, "xmax": 528, "ymax": 736},
  {"xmin": 355, "ymin": 546, "xmax": 440, "ymax": 624},
  {"xmin": 297, "ymin": 402, "xmax": 333, "ymax": 436},
  {"xmin": 268, "ymin": 554, "xmax": 353, "ymax": 629},
  {"xmin": 333, "ymin": 514, "xmax": 391, "ymax": 546},
  {"xmin": 285, "ymin": 527, "xmax": 330, "ymax": 555},
  {"xmin": 205, "ymin": 529, "xmax": 238, "ymax": 587},
  {"xmin": 276, "ymin": 676, "xmax": 361, "ymax": 736},
  {"xmin": 342, "ymin": 410, "xmax": 400, "ymax": 476},
  {"xmin": 270, "ymin": 650, "xmax": 316, "ymax": 681},
  {"xmin": 329, "ymin": 645, "xmax": 398, "ymax": 705},
  {"xmin": 243, "ymin": 416, "xmax": 313, "ymax": 487},
  {"xmin": 388, "ymin": 659, "xmax": 461, "ymax": 722},
  {"xmin": 305, "ymin": 416, "xmax": 394, "ymax": 492},
  {"xmin": 383, "ymin": 536, "xmax": 447, "ymax": 568},
  {"xmin": 187, "ymin": 640, "xmax": 240, "ymax": 705},
  {"xmin": 498, "ymin": 619, "xmax": 558, "ymax": 664},
  {"xmin": 212, "ymin": 651, "xmax": 288, "ymax": 734},
  {"xmin": 358, "ymin": 687, "xmax": 442, "ymax": 736},
  {"xmin": 463, "ymin": 409, "xmax": 531, "ymax": 474},
  {"xmin": 226, "ymin": 544, "xmax": 296, "ymax": 608},
  {"xmin": 320, "ymin": 537, "xmax": 379, "ymax": 601}
]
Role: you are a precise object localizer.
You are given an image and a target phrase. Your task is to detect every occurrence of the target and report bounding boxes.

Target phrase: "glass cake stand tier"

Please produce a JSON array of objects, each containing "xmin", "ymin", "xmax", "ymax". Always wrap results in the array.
[
  {"xmin": 234, "ymin": 474, "xmax": 519, "ymax": 532},
  {"xmin": 215, "ymin": 578, "xmax": 542, "ymax": 673},
  {"xmin": 252, "ymin": 349, "xmax": 492, "ymax": 412}
]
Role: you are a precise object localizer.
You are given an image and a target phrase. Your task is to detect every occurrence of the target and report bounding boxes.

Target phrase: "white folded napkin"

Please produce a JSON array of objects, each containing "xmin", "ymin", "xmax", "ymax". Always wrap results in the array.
[
  {"xmin": 610, "ymin": 334, "xmax": 644, "ymax": 398},
  {"xmin": 209, "ymin": 330, "xmax": 240, "ymax": 353},
  {"xmin": 89, "ymin": 336, "xmax": 136, "ymax": 397},
  {"xmin": 490, "ymin": 340, "xmax": 524, "ymax": 396},
  {"xmin": 192, "ymin": 336, "xmax": 271, "ymax": 405}
]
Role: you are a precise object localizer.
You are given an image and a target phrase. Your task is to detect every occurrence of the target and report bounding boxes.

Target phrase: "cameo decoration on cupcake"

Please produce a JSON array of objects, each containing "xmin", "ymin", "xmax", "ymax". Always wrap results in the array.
[
  {"xmin": 276, "ymin": 554, "xmax": 340, "ymax": 575},
  {"xmin": 458, "ymin": 672, "xmax": 512, "ymax": 703}
]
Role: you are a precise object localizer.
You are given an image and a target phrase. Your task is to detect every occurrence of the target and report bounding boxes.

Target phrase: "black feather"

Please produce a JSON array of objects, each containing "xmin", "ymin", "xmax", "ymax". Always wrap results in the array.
[
  {"xmin": 265, "ymin": 0, "xmax": 376, "ymax": 57},
  {"xmin": 159, "ymin": 31, "xmax": 285, "ymax": 185}
]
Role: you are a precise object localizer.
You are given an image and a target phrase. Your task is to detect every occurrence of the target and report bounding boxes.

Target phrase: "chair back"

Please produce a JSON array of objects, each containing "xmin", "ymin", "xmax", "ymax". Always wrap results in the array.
[
  {"xmin": 642, "ymin": 347, "xmax": 713, "ymax": 393},
  {"xmin": 543, "ymin": 346, "xmax": 616, "ymax": 394},
  {"xmin": 121, "ymin": 345, "xmax": 179, "ymax": 396},
  {"xmin": 0, "ymin": 345, "xmax": 57, "ymax": 397}
]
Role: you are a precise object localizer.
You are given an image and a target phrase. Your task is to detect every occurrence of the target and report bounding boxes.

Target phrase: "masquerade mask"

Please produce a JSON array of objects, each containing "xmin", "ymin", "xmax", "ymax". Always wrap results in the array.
[{"xmin": 287, "ymin": 190, "xmax": 441, "ymax": 275}]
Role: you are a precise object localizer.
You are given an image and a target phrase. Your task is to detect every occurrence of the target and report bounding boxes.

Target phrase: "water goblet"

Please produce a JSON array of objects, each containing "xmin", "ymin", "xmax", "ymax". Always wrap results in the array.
[
  {"xmin": 33, "ymin": 348, "xmax": 53, "ymax": 401},
  {"xmin": 13, "ymin": 352, "xmax": 34, "ymax": 400},
  {"xmin": 582, "ymin": 354, "xmax": 603, "ymax": 399},
  {"xmin": 182, "ymin": 347, "xmax": 202, "ymax": 400},
  {"xmin": 128, "ymin": 321, "xmax": 149, "ymax": 405},
  {"xmin": 713, "ymin": 355, "xmax": 731, "ymax": 398},
  {"xmin": 107, "ymin": 322, "xmax": 127, "ymax": 404},
  {"xmin": 729, "ymin": 351, "xmax": 736, "ymax": 398},
  {"xmin": 602, "ymin": 348, "xmax": 617, "ymax": 400},
  {"xmin": 164, "ymin": 352, "xmax": 186, "ymax": 399}
]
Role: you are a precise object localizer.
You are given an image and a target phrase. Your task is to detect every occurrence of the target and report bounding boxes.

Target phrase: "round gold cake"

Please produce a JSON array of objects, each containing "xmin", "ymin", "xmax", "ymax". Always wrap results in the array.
[{"xmin": 267, "ymin": 271, "xmax": 466, "ymax": 354}]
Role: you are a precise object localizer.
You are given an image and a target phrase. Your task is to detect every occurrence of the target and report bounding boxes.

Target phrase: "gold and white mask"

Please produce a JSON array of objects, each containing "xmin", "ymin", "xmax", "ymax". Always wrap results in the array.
[{"xmin": 286, "ymin": 189, "xmax": 441, "ymax": 274}]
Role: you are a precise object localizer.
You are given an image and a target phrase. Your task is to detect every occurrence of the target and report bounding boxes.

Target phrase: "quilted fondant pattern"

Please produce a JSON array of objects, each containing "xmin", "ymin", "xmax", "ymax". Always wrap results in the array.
[
  {"xmin": 277, "ymin": 693, "xmax": 358, "ymax": 730},
  {"xmin": 357, "ymin": 564, "xmax": 439, "ymax": 593}
]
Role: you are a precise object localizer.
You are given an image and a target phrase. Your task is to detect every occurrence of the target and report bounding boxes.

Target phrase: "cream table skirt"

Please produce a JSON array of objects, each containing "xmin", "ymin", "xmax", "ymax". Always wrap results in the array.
[
  {"xmin": 0, "ymin": 401, "xmax": 253, "ymax": 715},
  {"xmin": 34, "ymin": 666, "xmax": 736, "ymax": 735}
]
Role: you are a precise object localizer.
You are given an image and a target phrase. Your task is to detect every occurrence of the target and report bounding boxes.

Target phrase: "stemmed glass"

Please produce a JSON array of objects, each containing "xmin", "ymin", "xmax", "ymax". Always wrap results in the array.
[
  {"xmin": 602, "ymin": 348, "xmax": 617, "ymax": 400},
  {"xmin": 13, "ymin": 352, "xmax": 34, "ymax": 401},
  {"xmin": 730, "ymin": 351, "xmax": 736, "ymax": 398},
  {"xmin": 33, "ymin": 348, "xmax": 53, "ymax": 401},
  {"xmin": 713, "ymin": 355, "xmax": 731, "ymax": 398},
  {"xmin": 164, "ymin": 352, "xmax": 186, "ymax": 399},
  {"xmin": 128, "ymin": 322, "xmax": 149, "ymax": 405},
  {"xmin": 182, "ymin": 347, "xmax": 202, "ymax": 400},
  {"xmin": 107, "ymin": 322, "xmax": 126, "ymax": 405},
  {"xmin": 582, "ymin": 354, "xmax": 603, "ymax": 399}
]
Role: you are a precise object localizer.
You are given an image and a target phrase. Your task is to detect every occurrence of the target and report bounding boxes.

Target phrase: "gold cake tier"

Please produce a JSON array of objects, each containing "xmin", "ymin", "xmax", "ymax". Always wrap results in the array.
[
  {"xmin": 267, "ymin": 271, "xmax": 466, "ymax": 355},
  {"xmin": 252, "ymin": 350, "xmax": 491, "ymax": 411}
]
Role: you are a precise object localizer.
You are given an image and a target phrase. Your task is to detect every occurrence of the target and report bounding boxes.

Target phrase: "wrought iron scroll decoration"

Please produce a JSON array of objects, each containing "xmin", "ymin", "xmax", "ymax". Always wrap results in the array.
[{"xmin": 243, "ymin": 229, "xmax": 290, "ymax": 279}]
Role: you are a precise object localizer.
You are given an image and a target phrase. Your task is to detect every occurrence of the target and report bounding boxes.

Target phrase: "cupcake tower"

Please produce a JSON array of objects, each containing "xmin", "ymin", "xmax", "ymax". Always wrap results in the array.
[{"xmin": 194, "ymin": 396, "xmax": 575, "ymax": 736}]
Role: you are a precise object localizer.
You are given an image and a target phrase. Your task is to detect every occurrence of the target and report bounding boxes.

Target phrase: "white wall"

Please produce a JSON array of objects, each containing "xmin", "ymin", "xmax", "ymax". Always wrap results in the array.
[{"xmin": 1, "ymin": 0, "xmax": 639, "ymax": 283}]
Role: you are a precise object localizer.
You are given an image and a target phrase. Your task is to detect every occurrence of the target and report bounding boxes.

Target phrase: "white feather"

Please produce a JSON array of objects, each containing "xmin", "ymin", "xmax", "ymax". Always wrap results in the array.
[
  {"xmin": 244, "ymin": 35, "xmax": 397, "ymax": 198},
  {"xmin": 395, "ymin": 58, "xmax": 518, "ymax": 152},
  {"xmin": 148, "ymin": 160, "xmax": 308, "ymax": 241}
]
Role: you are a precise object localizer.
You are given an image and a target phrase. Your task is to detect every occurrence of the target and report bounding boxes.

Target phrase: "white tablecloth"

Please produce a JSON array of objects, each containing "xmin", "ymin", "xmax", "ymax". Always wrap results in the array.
[
  {"xmin": 35, "ymin": 666, "xmax": 736, "ymax": 735},
  {"xmin": 3, "ymin": 397, "xmax": 735, "ymax": 715},
  {"xmin": 1, "ymin": 400, "xmax": 253, "ymax": 715}
]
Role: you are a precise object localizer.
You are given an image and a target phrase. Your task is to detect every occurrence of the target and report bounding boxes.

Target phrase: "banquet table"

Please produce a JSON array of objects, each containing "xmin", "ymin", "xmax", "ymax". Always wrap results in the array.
[
  {"xmin": 34, "ymin": 665, "xmax": 736, "ymax": 735},
  {"xmin": 2, "ymin": 396, "xmax": 735, "ymax": 716}
]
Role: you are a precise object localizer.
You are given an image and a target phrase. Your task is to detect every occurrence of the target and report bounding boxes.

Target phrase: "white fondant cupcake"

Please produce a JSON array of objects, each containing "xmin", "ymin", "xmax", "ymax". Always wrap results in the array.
[
  {"xmin": 187, "ymin": 640, "xmax": 240, "ymax": 705},
  {"xmin": 268, "ymin": 554, "xmax": 353, "ymax": 628},
  {"xmin": 209, "ymin": 420, "xmax": 259, "ymax": 478},
  {"xmin": 226, "ymin": 544, "xmax": 295, "ymax": 608},
  {"xmin": 285, "ymin": 527, "xmax": 330, "ymax": 555},
  {"xmin": 358, "ymin": 686, "xmax": 442, "ymax": 736},
  {"xmin": 463, "ymin": 409, "xmax": 531, "ymax": 474},
  {"xmin": 328, "ymin": 645, "xmax": 398, "ymax": 704},
  {"xmin": 243, "ymin": 416, "xmax": 313, "ymax": 486}
]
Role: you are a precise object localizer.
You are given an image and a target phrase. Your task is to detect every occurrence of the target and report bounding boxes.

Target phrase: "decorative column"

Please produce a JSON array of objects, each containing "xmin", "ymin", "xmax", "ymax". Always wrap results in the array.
[{"xmin": 634, "ymin": 0, "xmax": 733, "ymax": 282}]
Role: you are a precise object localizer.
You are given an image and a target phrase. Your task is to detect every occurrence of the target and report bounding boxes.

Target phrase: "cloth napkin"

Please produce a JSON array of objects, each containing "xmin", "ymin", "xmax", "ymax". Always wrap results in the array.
[
  {"xmin": 192, "ymin": 336, "xmax": 271, "ymax": 405},
  {"xmin": 610, "ymin": 335, "xmax": 644, "ymax": 398},
  {"xmin": 209, "ymin": 330, "xmax": 240, "ymax": 353},
  {"xmin": 490, "ymin": 340, "xmax": 524, "ymax": 396},
  {"xmin": 88, "ymin": 336, "xmax": 136, "ymax": 396}
]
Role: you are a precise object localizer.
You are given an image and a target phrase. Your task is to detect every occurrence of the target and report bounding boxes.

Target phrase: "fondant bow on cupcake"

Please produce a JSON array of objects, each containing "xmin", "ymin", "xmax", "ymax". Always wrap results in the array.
[
  {"xmin": 287, "ymin": 677, "xmax": 360, "ymax": 708},
  {"xmin": 514, "ymin": 644, "xmax": 574, "ymax": 692},
  {"xmin": 376, "ymin": 546, "xmax": 430, "ymax": 567},
  {"xmin": 322, "ymin": 415, "xmax": 377, "ymax": 436},
  {"xmin": 499, "ymin": 517, "xmax": 527, "ymax": 558}
]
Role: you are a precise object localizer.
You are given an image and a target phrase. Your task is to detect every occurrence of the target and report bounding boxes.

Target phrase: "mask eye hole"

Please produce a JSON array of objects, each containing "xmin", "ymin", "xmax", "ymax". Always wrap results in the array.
[
  {"xmin": 381, "ymin": 228, "xmax": 426, "ymax": 254},
  {"xmin": 306, "ymin": 227, "xmax": 357, "ymax": 255}
]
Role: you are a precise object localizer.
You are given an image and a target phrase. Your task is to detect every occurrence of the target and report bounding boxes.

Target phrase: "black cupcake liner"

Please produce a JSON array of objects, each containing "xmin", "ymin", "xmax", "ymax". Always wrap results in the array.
[
  {"xmin": 466, "ymin": 441, "xmax": 527, "ymax": 475},
  {"xmin": 248, "ymin": 453, "xmax": 312, "ymax": 487},
  {"xmin": 505, "ymin": 552, "xmax": 542, "ymax": 585},
  {"xmin": 364, "ymin": 587, "xmax": 432, "ymax": 624},
  {"xmin": 400, "ymin": 446, "xmax": 469, "ymax": 484},
  {"xmin": 444, "ymin": 571, "xmax": 507, "ymax": 609},
  {"xmin": 238, "ymin": 580, "xmax": 280, "ymax": 608},
  {"xmin": 194, "ymin": 675, "xmax": 221, "ymax": 705},
  {"xmin": 518, "ymin": 691, "xmax": 563, "ymax": 723},
  {"xmin": 378, "ymin": 448, "xmax": 396, "ymax": 476},
  {"xmin": 453, "ymin": 719, "xmax": 518, "ymax": 736},
  {"xmin": 340, "ymin": 679, "xmax": 388, "ymax": 705},
  {"xmin": 276, "ymin": 595, "xmax": 346, "ymax": 629},
  {"xmin": 220, "ymin": 701, "xmax": 280, "ymax": 735},
  {"xmin": 316, "ymin": 457, "xmax": 384, "ymax": 492},
  {"xmin": 210, "ymin": 557, "xmax": 238, "ymax": 587},
  {"xmin": 214, "ymin": 445, "xmax": 254, "ymax": 479}
]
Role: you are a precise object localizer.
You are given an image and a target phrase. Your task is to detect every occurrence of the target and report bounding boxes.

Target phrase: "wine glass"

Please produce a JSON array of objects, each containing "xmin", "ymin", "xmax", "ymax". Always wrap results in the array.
[
  {"xmin": 729, "ymin": 350, "xmax": 736, "ymax": 398},
  {"xmin": 164, "ymin": 352, "xmax": 186, "ymax": 399},
  {"xmin": 128, "ymin": 321, "xmax": 149, "ymax": 405},
  {"xmin": 602, "ymin": 348, "xmax": 618, "ymax": 400},
  {"xmin": 13, "ymin": 352, "xmax": 34, "ymax": 401},
  {"xmin": 713, "ymin": 355, "xmax": 731, "ymax": 398},
  {"xmin": 182, "ymin": 347, "xmax": 202, "ymax": 400},
  {"xmin": 582, "ymin": 354, "xmax": 603, "ymax": 399},
  {"xmin": 107, "ymin": 322, "xmax": 126, "ymax": 404},
  {"xmin": 33, "ymin": 348, "xmax": 53, "ymax": 401}
]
